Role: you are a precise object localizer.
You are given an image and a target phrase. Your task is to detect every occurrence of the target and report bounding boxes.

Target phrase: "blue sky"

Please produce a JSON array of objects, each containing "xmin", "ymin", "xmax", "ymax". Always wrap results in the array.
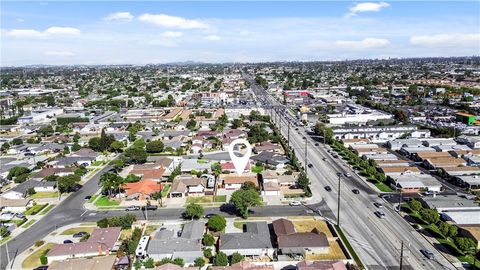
[{"xmin": 1, "ymin": 1, "xmax": 479, "ymax": 65}]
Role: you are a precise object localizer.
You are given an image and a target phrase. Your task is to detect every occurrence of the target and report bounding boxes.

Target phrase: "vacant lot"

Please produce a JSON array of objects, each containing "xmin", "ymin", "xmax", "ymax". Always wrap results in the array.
[{"xmin": 22, "ymin": 243, "xmax": 55, "ymax": 268}]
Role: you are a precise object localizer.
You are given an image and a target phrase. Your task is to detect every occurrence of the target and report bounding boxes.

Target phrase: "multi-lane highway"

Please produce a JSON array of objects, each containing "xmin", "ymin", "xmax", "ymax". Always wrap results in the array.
[{"xmin": 246, "ymin": 73, "xmax": 457, "ymax": 270}]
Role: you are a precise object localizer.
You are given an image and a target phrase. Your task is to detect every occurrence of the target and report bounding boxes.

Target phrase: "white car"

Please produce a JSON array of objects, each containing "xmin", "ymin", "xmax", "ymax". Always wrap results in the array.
[{"xmin": 289, "ymin": 201, "xmax": 302, "ymax": 206}]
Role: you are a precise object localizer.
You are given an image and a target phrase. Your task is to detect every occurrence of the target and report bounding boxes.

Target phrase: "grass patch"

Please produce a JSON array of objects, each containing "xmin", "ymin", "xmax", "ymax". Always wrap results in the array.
[
  {"xmin": 234, "ymin": 221, "xmax": 246, "ymax": 230},
  {"xmin": 306, "ymin": 240, "xmax": 346, "ymax": 260},
  {"xmin": 25, "ymin": 204, "xmax": 48, "ymax": 215},
  {"xmin": 94, "ymin": 196, "xmax": 120, "ymax": 207},
  {"xmin": 60, "ymin": 227, "xmax": 95, "ymax": 235},
  {"xmin": 0, "ymin": 235, "xmax": 12, "ymax": 245},
  {"xmin": 14, "ymin": 218, "xmax": 27, "ymax": 226},
  {"xmin": 459, "ymin": 255, "xmax": 480, "ymax": 270},
  {"xmin": 293, "ymin": 220, "xmax": 333, "ymax": 238},
  {"xmin": 29, "ymin": 192, "xmax": 58, "ymax": 199},
  {"xmin": 374, "ymin": 182, "xmax": 393, "ymax": 192},
  {"xmin": 161, "ymin": 184, "xmax": 171, "ymax": 197},
  {"xmin": 335, "ymin": 225, "xmax": 364, "ymax": 269},
  {"xmin": 22, "ymin": 243, "xmax": 55, "ymax": 269},
  {"xmin": 197, "ymin": 159, "xmax": 208, "ymax": 164},
  {"xmin": 87, "ymin": 194, "xmax": 99, "ymax": 203},
  {"xmin": 251, "ymin": 166, "xmax": 263, "ymax": 174},
  {"xmin": 91, "ymin": 161, "xmax": 104, "ymax": 166},
  {"xmin": 186, "ymin": 195, "xmax": 226, "ymax": 204},
  {"xmin": 22, "ymin": 219, "xmax": 36, "ymax": 228},
  {"xmin": 119, "ymin": 229, "xmax": 133, "ymax": 241},
  {"xmin": 39, "ymin": 205, "xmax": 55, "ymax": 215},
  {"xmin": 144, "ymin": 225, "xmax": 159, "ymax": 236}
]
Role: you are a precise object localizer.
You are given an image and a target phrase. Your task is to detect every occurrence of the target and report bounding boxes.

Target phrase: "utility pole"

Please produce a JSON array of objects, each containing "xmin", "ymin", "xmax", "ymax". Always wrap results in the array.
[
  {"xmin": 287, "ymin": 121, "xmax": 290, "ymax": 147},
  {"xmin": 323, "ymin": 129, "xmax": 326, "ymax": 145},
  {"xmin": 304, "ymin": 137, "xmax": 308, "ymax": 175},
  {"xmin": 399, "ymin": 241, "xmax": 404, "ymax": 270},
  {"xmin": 337, "ymin": 174, "xmax": 341, "ymax": 226}
]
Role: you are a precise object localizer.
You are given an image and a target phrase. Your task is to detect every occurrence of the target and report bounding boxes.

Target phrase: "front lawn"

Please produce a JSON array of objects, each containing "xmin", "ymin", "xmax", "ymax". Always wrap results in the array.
[
  {"xmin": 186, "ymin": 195, "xmax": 227, "ymax": 204},
  {"xmin": 22, "ymin": 219, "xmax": 36, "ymax": 228},
  {"xmin": 91, "ymin": 161, "xmax": 104, "ymax": 166},
  {"xmin": 374, "ymin": 182, "xmax": 393, "ymax": 192},
  {"xmin": 87, "ymin": 194, "xmax": 99, "ymax": 203},
  {"xmin": 94, "ymin": 196, "xmax": 120, "ymax": 207},
  {"xmin": 22, "ymin": 243, "xmax": 55, "ymax": 268},
  {"xmin": 29, "ymin": 192, "xmax": 58, "ymax": 199},
  {"xmin": 251, "ymin": 165, "xmax": 263, "ymax": 174},
  {"xmin": 161, "ymin": 184, "xmax": 171, "ymax": 197},
  {"xmin": 60, "ymin": 227, "xmax": 95, "ymax": 235},
  {"xmin": 39, "ymin": 205, "xmax": 55, "ymax": 215},
  {"xmin": 25, "ymin": 204, "xmax": 48, "ymax": 215}
]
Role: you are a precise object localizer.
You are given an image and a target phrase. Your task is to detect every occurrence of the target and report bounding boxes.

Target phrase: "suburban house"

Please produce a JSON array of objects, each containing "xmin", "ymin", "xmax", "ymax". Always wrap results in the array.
[
  {"xmin": 181, "ymin": 159, "xmax": 211, "ymax": 173},
  {"xmin": 146, "ymin": 220, "xmax": 204, "ymax": 264},
  {"xmin": 130, "ymin": 164, "xmax": 166, "ymax": 181},
  {"xmin": 221, "ymin": 161, "xmax": 251, "ymax": 174},
  {"xmin": 296, "ymin": 260, "xmax": 347, "ymax": 270},
  {"xmin": 169, "ymin": 175, "xmax": 207, "ymax": 198},
  {"xmin": 156, "ymin": 263, "xmax": 198, "ymax": 270},
  {"xmin": 219, "ymin": 222, "xmax": 274, "ymax": 258},
  {"xmin": 31, "ymin": 167, "xmax": 75, "ymax": 181},
  {"xmin": 48, "ymin": 255, "xmax": 117, "ymax": 270},
  {"xmin": 0, "ymin": 198, "xmax": 33, "ymax": 212},
  {"xmin": 380, "ymin": 166, "xmax": 422, "ymax": 178},
  {"xmin": 212, "ymin": 262, "xmax": 274, "ymax": 270},
  {"xmin": 272, "ymin": 218, "xmax": 329, "ymax": 256},
  {"xmin": 145, "ymin": 157, "xmax": 177, "ymax": 176},
  {"xmin": 251, "ymin": 152, "xmax": 289, "ymax": 169},
  {"xmin": 253, "ymin": 142, "xmax": 281, "ymax": 154},
  {"xmin": 47, "ymin": 227, "xmax": 121, "ymax": 262},
  {"xmin": 393, "ymin": 175, "xmax": 442, "ymax": 193},
  {"xmin": 443, "ymin": 166, "xmax": 480, "ymax": 177},
  {"xmin": 122, "ymin": 180, "xmax": 163, "ymax": 200},
  {"xmin": 219, "ymin": 174, "xmax": 258, "ymax": 190},
  {"xmin": 423, "ymin": 157, "xmax": 467, "ymax": 169},
  {"xmin": 51, "ymin": 156, "xmax": 96, "ymax": 167},
  {"xmin": 1, "ymin": 180, "xmax": 56, "ymax": 199}
]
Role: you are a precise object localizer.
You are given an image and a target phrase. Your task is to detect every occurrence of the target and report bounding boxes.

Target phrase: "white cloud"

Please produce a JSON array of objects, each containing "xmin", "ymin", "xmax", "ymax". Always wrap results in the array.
[
  {"xmin": 205, "ymin": 35, "xmax": 221, "ymax": 41},
  {"xmin": 5, "ymin": 29, "xmax": 44, "ymax": 38},
  {"xmin": 347, "ymin": 2, "xmax": 390, "ymax": 17},
  {"xmin": 45, "ymin": 27, "xmax": 80, "ymax": 35},
  {"xmin": 335, "ymin": 38, "xmax": 391, "ymax": 49},
  {"xmin": 5, "ymin": 26, "xmax": 80, "ymax": 38},
  {"xmin": 104, "ymin": 12, "xmax": 134, "ymax": 22},
  {"xmin": 410, "ymin": 34, "xmax": 480, "ymax": 47},
  {"xmin": 138, "ymin": 13, "xmax": 208, "ymax": 29},
  {"xmin": 44, "ymin": 50, "xmax": 75, "ymax": 57},
  {"xmin": 162, "ymin": 31, "xmax": 183, "ymax": 38}
]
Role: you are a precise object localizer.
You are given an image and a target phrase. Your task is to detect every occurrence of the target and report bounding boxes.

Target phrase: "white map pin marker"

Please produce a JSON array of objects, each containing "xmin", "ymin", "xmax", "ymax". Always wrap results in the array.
[{"xmin": 229, "ymin": 138, "xmax": 252, "ymax": 176}]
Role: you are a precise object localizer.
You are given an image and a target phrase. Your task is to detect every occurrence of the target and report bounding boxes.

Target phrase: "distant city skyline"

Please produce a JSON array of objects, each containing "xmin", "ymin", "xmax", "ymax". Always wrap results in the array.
[{"xmin": 1, "ymin": 1, "xmax": 479, "ymax": 66}]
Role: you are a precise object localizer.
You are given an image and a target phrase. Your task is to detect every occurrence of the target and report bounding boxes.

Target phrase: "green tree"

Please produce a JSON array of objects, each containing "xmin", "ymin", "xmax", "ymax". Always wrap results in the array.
[
  {"xmin": 146, "ymin": 140, "xmax": 164, "ymax": 153},
  {"xmin": 73, "ymin": 132, "xmax": 81, "ymax": 143},
  {"xmin": 187, "ymin": 119, "xmax": 197, "ymax": 131},
  {"xmin": 314, "ymin": 123, "xmax": 334, "ymax": 144},
  {"xmin": 125, "ymin": 147, "xmax": 147, "ymax": 164},
  {"xmin": 1, "ymin": 142, "xmax": 10, "ymax": 152},
  {"xmin": 408, "ymin": 199, "xmax": 423, "ymax": 212},
  {"xmin": 213, "ymin": 251, "xmax": 228, "ymax": 266},
  {"xmin": 134, "ymin": 260, "xmax": 142, "ymax": 270},
  {"xmin": 110, "ymin": 141, "xmax": 124, "ymax": 153},
  {"xmin": 57, "ymin": 175, "xmax": 81, "ymax": 192},
  {"xmin": 203, "ymin": 248, "xmax": 213, "ymax": 259},
  {"xmin": 230, "ymin": 189, "xmax": 262, "ymax": 219},
  {"xmin": 202, "ymin": 233, "xmax": 215, "ymax": 246},
  {"xmin": 173, "ymin": 258, "xmax": 185, "ymax": 267},
  {"xmin": 26, "ymin": 187, "xmax": 36, "ymax": 196},
  {"xmin": 454, "ymin": 237, "xmax": 476, "ymax": 254},
  {"xmin": 99, "ymin": 172, "xmax": 124, "ymax": 196},
  {"xmin": 194, "ymin": 257, "xmax": 205, "ymax": 268},
  {"xmin": 420, "ymin": 208, "xmax": 440, "ymax": 224},
  {"xmin": 7, "ymin": 166, "xmax": 30, "ymax": 180},
  {"xmin": 88, "ymin": 137, "xmax": 102, "ymax": 152},
  {"xmin": 183, "ymin": 203, "xmax": 205, "ymax": 220},
  {"xmin": 230, "ymin": 252, "xmax": 244, "ymax": 264},
  {"xmin": 231, "ymin": 119, "xmax": 243, "ymax": 129},
  {"xmin": 247, "ymin": 124, "xmax": 270, "ymax": 143},
  {"xmin": 144, "ymin": 258, "xmax": 155, "ymax": 268},
  {"xmin": 38, "ymin": 125, "xmax": 54, "ymax": 137},
  {"xmin": 207, "ymin": 215, "xmax": 227, "ymax": 232},
  {"xmin": 71, "ymin": 143, "xmax": 81, "ymax": 152},
  {"xmin": 11, "ymin": 138, "xmax": 23, "ymax": 145}
]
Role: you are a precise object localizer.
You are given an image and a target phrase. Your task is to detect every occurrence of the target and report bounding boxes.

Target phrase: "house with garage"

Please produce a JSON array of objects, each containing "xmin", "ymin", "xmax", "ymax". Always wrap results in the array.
[
  {"xmin": 31, "ymin": 167, "xmax": 75, "ymax": 181},
  {"xmin": 219, "ymin": 222, "xmax": 274, "ymax": 258},
  {"xmin": 1, "ymin": 180, "xmax": 56, "ymax": 199},
  {"xmin": 169, "ymin": 175, "xmax": 207, "ymax": 198},
  {"xmin": 0, "ymin": 198, "xmax": 33, "ymax": 212},
  {"xmin": 221, "ymin": 161, "xmax": 251, "ymax": 174},
  {"xmin": 219, "ymin": 174, "xmax": 259, "ymax": 190},
  {"xmin": 181, "ymin": 159, "xmax": 211, "ymax": 173},
  {"xmin": 272, "ymin": 218, "xmax": 329, "ymax": 256},
  {"xmin": 122, "ymin": 180, "xmax": 163, "ymax": 200},
  {"xmin": 251, "ymin": 152, "xmax": 289, "ymax": 169}
]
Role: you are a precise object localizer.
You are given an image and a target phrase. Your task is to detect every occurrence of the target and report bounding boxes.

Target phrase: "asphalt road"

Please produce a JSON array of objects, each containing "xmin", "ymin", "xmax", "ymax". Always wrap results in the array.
[{"xmin": 246, "ymin": 73, "xmax": 457, "ymax": 270}]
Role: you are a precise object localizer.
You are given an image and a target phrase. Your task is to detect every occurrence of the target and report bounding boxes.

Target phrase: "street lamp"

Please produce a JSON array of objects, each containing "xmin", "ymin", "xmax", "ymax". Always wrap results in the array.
[{"xmin": 337, "ymin": 174, "xmax": 341, "ymax": 226}]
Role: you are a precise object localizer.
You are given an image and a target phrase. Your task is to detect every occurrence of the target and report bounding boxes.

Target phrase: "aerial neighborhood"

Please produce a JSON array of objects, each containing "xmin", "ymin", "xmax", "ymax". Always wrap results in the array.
[{"xmin": 0, "ymin": 58, "xmax": 479, "ymax": 270}]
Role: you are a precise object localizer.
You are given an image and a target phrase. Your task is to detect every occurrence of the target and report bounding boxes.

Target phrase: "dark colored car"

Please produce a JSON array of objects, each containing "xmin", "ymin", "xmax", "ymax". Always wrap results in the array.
[
  {"xmin": 374, "ymin": 211, "xmax": 386, "ymax": 219},
  {"xmin": 142, "ymin": 205, "xmax": 158, "ymax": 211},
  {"xmin": 324, "ymin": 186, "xmax": 332, "ymax": 192},
  {"xmin": 63, "ymin": 239, "xmax": 73, "ymax": 244},
  {"xmin": 126, "ymin": 206, "xmax": 140, "ymax": 211},
  {"xmin": 420, "ymin": 249, "xmax": 435, "ymax": 259},
  {"xmin": 73, "ymin": 231, "xmax": 88, "ymax": 238},
  {"xmin": 314, "ymin": 143, "xmax": 319, "ymax": 146},
  {"xmin": 33, "ymin": 266, "xmax": 49, "ymax": 270},
  {"xmin": 84, "ymin": 195, "xmax": 92, "ymax": 200},
  {"xmin": 373, "ymin": 202, "xmax": 383, "ymax": 208},
  {"xmin": 352, "ymin": 189, "xmax": 360, "ymax": 194},
  {"xmin": 308, "ymin": 164, "xmax": 313, "ymax": 168}
]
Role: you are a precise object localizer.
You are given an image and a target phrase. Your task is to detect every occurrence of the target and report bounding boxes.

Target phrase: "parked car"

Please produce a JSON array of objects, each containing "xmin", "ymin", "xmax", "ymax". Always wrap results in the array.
[
  {"xmin": 314, "ymin": 143, "xmax": 319, "ymax": 146},
  {"xmin": 33, "ymin": 266, "xmax": 48, "ymax": 270},
  {"xmin": 73, "ymin": 231, "xmax": 88, "ymax": 238},
  {"xmin": 142, "ymin": 205, "xmax": 158, "ymax": 211},
  {"xmin": 84, "ymin": 195, "xmax": 92, "ymax": 200},
  {"xmin": 373, "ymin": 202, "xmax": 383, "ymax": 208},
  {"xmin": 344, "ymin": 173, "xmax": 351, "ymax": 177},
  {"xmin": 126, "ymin": 206, "xmax": 140, "ymax": 211},
  {"xmin": 177, "ymin": 230, "xmax": 182, "ymax": 237},
  {"xmin": 289, "ymin": 201, "xmax": 302, "ymax": 206},
  {"xmin": 374, "ymin": 211, "xmax": 386, "ymax": 218},
  {"xmin": 15, "ymin": 213, "xmax": 25, "ymax": 219},
  {"xmin": 324, "ymin": 186, "xmax": 332, "ymax": 192},
  {"xmin": 322, "ymin": 157, "xmax": 327, "ymax": 161},
  {"xmin": 420, "ymin": 249, "xmax": 435, "ymax": 259},
  {"xmin": 308, "ymin": 164, "xmax": 313, "ymax": 168},
  {"xmin": 63, "ymin": 239, "xmax": 73, "ymax": 244},
  {"xmin": 352, "ymin": 189, "xmax": 360, "ymax": 194}
]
